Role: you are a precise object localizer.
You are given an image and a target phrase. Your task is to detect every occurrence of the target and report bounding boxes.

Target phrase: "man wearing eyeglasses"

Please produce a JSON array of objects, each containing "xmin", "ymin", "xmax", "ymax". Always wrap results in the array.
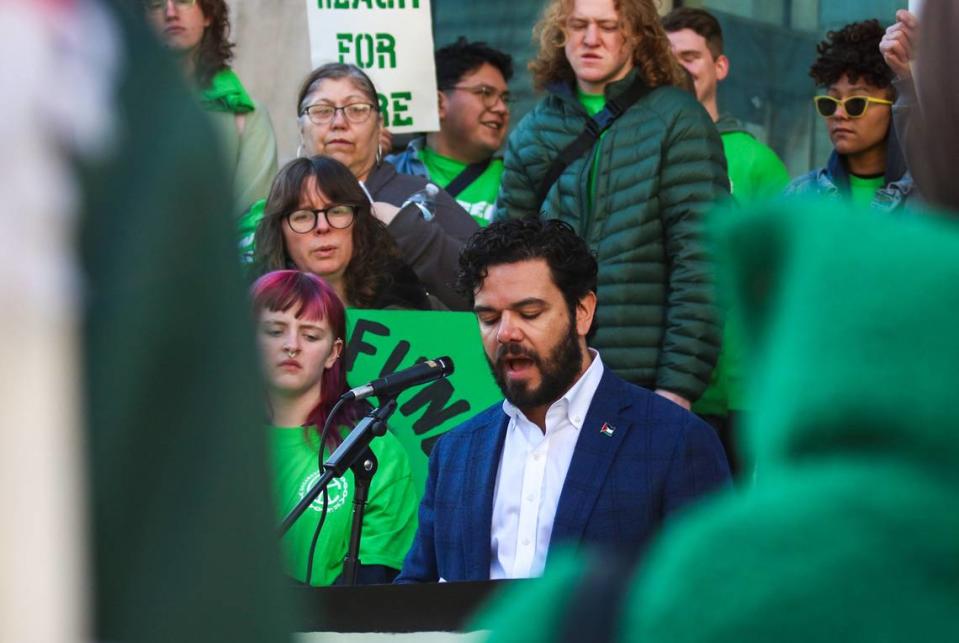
[
  {"xmin": 786, "ymin": 19, "xmax": 915, "ymax": 211},
  {"xmin": 389, "ymin": 38, "xmax": 512, "ymax": 226}
]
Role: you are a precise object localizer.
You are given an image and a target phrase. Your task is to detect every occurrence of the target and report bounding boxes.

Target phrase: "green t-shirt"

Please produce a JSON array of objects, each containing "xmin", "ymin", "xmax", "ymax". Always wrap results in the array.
[
  {"xmin": 720, "ymin": 131, "xmax": 791, "ymax": 204},
  {"xmin": 577, "ymin": 90, "xmax": 606, "ymax": 117},
  {"xmin": 269, "ymin": 424, "xmax": 418, "ymax": 586},
  {"xmin": 576, "ymin": 89, "xmax": 607, "ymax": 214},
  {"xmin": 695, "ymin": 131, "xmax": 791, "ymax": 416},
  {"xmin": 849, "ymin": 173, "xmax": 885, "ymax": 209},
  {"xmin": 419, "ymin": 146, "xmax": 505, "ymax": 226}
]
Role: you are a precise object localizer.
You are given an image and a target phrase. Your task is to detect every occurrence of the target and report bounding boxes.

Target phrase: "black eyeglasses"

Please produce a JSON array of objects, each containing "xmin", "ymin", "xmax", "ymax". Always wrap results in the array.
[
  {"xmin": 300, "ymin": 103, "xmax": 376, "ymax": 125},
  {"xmin": 447, "ymin": 85, "xmax": 512, "ymax": 109},
  {"xmin": 813, "ymin": 95, "xmax": 893, "ymax": 119},
  {"xmin": 286, "ymin": 204, "xmax": 357, "ymax": 233}
]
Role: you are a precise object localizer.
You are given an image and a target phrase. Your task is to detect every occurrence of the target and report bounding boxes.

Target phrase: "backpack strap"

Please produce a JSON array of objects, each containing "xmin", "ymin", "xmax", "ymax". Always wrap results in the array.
[
  {"xmin": 533, "ymin": 75, "xmax": 654, "ymax": 213},
  {"xmin": 445, "ymin": 157, "xmax": 493, "ymax": 198}
]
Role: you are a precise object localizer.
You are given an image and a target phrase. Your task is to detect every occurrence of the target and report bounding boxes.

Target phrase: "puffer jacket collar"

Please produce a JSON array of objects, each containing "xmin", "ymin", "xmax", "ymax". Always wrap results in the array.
[{"xmin": 545, "ymin": 68, "xmax": 647, "ymax": 114}]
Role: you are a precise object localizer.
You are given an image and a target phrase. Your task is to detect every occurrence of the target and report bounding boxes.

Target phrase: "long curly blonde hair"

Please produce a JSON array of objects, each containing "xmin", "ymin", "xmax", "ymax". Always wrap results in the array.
[{"xmin": 529, "ymin": 0, "xmax": 688, "ymax": 91}]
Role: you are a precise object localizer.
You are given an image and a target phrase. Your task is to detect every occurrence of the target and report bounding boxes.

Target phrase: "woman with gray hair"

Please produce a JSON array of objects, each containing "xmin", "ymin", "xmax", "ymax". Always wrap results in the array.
[{"xmin": 293, "ymin": 63, "xmax": 478, "ymax": 310}]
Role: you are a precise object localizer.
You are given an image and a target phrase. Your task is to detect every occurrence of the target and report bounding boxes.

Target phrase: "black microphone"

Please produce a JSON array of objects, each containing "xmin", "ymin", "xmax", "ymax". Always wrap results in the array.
[{"xmin": 341, "ymin": 356, "xmax": 455, "ymax": 401}]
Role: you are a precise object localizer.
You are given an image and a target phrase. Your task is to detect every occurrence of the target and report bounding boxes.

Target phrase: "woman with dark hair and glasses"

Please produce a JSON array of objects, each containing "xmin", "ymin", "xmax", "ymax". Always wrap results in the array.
[
  {"xmin": 254, "ymin": 155, "xmax": 434, "ymax": 310},
  {"xmin": 253, "ymin": 270, "xmax": 418, "ymax": 585},
  {"xmin": 247, "ymin": 62, "xmax": 477, "ymax": 310},
  {"xmin": 784, "ymin": 19, "xmax": 915, "ymax": 212},
  {"xmin": 144, "ymin": 0, "xmax": 278, "ymax": 219}
]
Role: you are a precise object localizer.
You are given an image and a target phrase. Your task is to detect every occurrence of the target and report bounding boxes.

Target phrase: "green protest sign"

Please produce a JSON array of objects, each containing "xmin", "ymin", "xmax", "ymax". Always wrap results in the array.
[{"xmin": 344, "ymin": 309, "xmax": 501, "ymax": 495}]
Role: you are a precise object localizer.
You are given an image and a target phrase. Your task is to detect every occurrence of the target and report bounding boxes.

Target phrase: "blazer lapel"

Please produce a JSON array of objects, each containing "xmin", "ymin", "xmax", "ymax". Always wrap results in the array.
[
  {"xmin": 461, "ymin": 410, "xmax": 509, "ymax": 579},
  {"xmin": 550, "ymin": 370, "xmax": 633, "ymax": 548}
]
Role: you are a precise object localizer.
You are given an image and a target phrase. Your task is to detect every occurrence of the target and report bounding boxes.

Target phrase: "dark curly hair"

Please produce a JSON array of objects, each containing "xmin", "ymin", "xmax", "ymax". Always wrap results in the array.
[
  {"xmin": 435, "ymin": 37, "xmax": 514, "ymax": 89},
  {"xmin": 457, "ymin": 218, "xmax": 599, "ymax": 337},
  {"xmin": 184, "ymin": 0, "xmax": 234, "ymax": 87},
  {"xmin": 810, "ymin": 19, "xmax": 894, "ymax": 89},
  {"xmin": 253, "ymin": 156, "xmax": 403, "ymax": 309}
]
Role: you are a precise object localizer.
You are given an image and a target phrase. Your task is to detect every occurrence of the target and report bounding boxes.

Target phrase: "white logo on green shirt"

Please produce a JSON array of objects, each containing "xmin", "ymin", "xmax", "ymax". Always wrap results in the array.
[{"xmin": 299, "ymin": 472, "xmax": 349, "ymax": 513}]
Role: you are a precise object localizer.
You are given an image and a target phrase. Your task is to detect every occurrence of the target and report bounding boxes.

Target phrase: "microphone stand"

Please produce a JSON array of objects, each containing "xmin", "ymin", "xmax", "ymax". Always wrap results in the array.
[
  {"xmin": 278, "ymin": 398, "xmax": 398, "ymax": 552},
  {"xmin": 340, "ymin": 446, "xmax": 378, "ymax": 586}
]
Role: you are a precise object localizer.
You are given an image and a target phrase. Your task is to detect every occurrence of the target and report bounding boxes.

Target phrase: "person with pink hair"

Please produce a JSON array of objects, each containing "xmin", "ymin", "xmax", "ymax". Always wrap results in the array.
[{"xmin": 252, "ymin": 270, "xmax": 417, "ymax": 585}]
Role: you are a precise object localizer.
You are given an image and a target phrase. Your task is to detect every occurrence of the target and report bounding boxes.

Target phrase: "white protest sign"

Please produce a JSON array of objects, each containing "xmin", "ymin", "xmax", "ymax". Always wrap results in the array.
[{"xmin": 305, "ymin": 0, "xmax": 440, "ymax": 134}]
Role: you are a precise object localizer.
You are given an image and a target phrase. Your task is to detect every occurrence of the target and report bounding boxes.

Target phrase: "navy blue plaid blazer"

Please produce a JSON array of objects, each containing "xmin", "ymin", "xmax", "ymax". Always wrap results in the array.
[{"xmin": 396, "ymin": 368, "xmax": 731, "ymax": 583}]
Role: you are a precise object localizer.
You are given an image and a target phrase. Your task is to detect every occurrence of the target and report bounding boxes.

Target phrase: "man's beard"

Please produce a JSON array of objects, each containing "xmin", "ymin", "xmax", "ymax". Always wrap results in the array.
[{"xmin": 487, "ymin": 318, "xmax": 583, "ymax": 411}]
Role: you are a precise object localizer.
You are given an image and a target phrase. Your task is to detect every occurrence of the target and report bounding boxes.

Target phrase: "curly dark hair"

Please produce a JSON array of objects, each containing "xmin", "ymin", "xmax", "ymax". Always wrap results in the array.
[
  {"xmin": 435, "ymin": 37, "xmax": 514, "ymax": 89},
  {"xmin": 457, "ymin": 218, "xmax": 598, "ymax": 337},
  {"xmin": 810, "ymin": 19, "xmax": 894, "ymax": 89},
  {"xmin": 190, "ymin": 0, "xmax": 235, "ymax": 87},
  {"xmin": 253, "ymin": 156, "xmax": 403, "ymax": 308}
]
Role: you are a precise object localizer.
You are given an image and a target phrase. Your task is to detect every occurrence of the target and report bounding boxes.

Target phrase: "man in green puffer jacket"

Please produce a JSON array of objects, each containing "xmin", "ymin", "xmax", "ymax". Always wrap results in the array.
[{"xmin": 497, "ymin": 0, "xmax": 728, "ymax": 410}]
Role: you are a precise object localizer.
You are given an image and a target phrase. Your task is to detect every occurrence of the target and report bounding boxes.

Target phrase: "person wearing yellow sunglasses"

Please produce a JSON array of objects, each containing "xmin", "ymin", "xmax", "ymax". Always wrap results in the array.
[{"xmin": 785, "ymin": 20, "xmax": 915, "ymax": 211}]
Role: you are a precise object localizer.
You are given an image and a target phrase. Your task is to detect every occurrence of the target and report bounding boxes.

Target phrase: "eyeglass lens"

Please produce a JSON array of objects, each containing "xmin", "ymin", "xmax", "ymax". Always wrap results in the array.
[
  {"xmin": 478, "ymin": 88, "xmax": 510, "ymax": 107},
  {"xmin": 305, "ymin": 104, "xmax": 373, "ymax": 124},
  {"xmin": 287, "ymin": 206, "xmax": 355, "ymax": 232}
]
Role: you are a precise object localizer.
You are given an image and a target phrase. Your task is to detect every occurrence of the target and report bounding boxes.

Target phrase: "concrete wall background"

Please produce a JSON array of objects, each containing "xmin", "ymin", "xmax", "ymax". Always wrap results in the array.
[{"xmin": 228, "ymin": 0, "xmax": 312, "ymax": 164}]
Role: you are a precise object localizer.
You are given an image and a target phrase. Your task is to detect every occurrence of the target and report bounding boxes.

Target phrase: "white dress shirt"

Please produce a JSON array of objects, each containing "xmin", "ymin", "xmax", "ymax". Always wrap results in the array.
[{"xmin": 489, "ymin": 350, "xmax": 605, "ymax": 579}]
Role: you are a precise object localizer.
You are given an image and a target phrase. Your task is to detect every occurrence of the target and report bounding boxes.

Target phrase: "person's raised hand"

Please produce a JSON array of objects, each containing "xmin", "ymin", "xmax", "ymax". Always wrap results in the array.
[
  {"xmin": 880, "ymin": 9, "xmax": 919, "ymax": 80},
  {"xmin": 371, "ymin": 201, "xmax": 400, "ymax": 225}
]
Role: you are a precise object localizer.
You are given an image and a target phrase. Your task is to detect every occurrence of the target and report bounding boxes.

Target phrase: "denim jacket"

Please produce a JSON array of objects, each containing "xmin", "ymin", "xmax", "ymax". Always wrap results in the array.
[
  {"xmin": 785, "ymin": 145, "xmax": 915, "ymax": 212},
  {"xmin": 386, "ymin": 136, "xmax": 430, "ymax": 179}
]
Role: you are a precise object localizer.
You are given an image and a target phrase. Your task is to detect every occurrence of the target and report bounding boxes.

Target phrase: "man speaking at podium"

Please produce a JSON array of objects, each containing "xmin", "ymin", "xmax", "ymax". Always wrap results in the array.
[{"xmin": 397, "ymin": 219, "xmax": 730, "ymax": 583}]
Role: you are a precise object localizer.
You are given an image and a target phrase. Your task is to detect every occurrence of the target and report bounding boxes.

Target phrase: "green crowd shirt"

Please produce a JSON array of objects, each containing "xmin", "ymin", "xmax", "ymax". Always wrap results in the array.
[
  {"xmin": 269, "ymin": 425, "xmax": 418, "ymax": 586},
  {"xmin": 576, "ymin": 89, "xmax": 607, "ymax": 214},
  {"xmin": 694, "ymin": 126, "xmax": 790, "ymax": 416},
  {"xmin": 720, "ymin": 130, "xmax": 791, "ymax": 204},
  {"xmin": 419, "ymin": 146, "xmax": 504, "ymax": 226},
  {"xmin": 849, "ymin": 173, "xmax": 886, "ymax": 209}
]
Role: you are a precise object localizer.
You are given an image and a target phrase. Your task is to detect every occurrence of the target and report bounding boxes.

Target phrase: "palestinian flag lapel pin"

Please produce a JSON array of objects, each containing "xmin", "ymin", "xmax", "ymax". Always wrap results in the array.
[{"xmin": 600, "ymin": 422, "xmax": 616, "ymax": 437}]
